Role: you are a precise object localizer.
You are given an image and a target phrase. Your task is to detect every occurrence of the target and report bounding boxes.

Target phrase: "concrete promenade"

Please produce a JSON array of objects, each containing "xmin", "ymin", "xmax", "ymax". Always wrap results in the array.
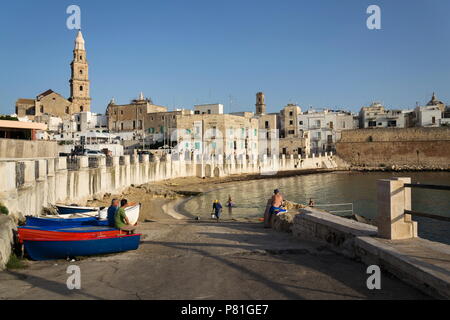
[{"xmin": 0, "ymin": 217, "xmax": 428, "ymax": 300}]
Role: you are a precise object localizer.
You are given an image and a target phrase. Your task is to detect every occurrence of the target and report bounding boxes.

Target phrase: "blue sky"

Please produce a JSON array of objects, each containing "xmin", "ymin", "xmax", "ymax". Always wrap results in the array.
[{"xmin": 0, "ymin": 0, "xmax": 449, "ymax": 115}]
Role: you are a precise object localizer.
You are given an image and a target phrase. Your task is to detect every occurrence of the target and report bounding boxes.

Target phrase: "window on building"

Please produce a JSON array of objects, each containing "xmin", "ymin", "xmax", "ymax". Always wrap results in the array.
[
  {"xmin": 327, "ymin": 135, "xmax": 333, "ymax": 143},
  {"xmin": 121, "ymin": 110, "xmax": 124, "ymax": 115},
  {"xmin": 80, "ymin": 86, "xmax": 83, "ymax": 91},
  {"xmin": 139, "ymin": 120, "xmax": 142, "ymax": 129},
  {"xmin": 265, "ymin": 121, "xmax": 269, "ymax": 129},
  {"xmin": 289, "ymin": 111, "xmax": 293, "ymax": 116},
  {"xmin": 432, "ymin": 117, "xmax": 436, "ymax": 124},
  {"xmin": 79, "ymin": 69, "xmax": 83, "ymax": 75},
  {"xmin": 194, "ymin": 110, "xmax": 200, "ymax": 115},
  {"xmin": 299, "ymin": 121, "xmax": 303, "ymax": 125},
  {"xmin": 289, "ymin": 120, "xmax": 293, "ymax": 125},
  {"xmin": 80, "ymin": 106, "xmax": 84, "ymax": 112},
  {"xmin": 342, "ymin": 121, "xmax": 346, "ymax": 129},
  {"xmin": 368, "ymin": 121, "xmax": 376, "ymax": 127},
  {"xmin": 133, "ymin": 121, "xmax": 136, "ymax": 129},
  {"xmin": 40, "ymin": 106, "xmax": 44, "ymax": 113},
  {"xmin": 387, "ymin": 120, "xmax": 397, "ymax": 127},
  {"xmin": 329, "ymin": 121, "xmax": 334, "ymax": 129},
  {"xmin": 315, "ymin": 120, "xmax": 321, "ymax": 127},
  {"xmin": 195, "ymin": 142, "xmax": 201, "ymax": 150},
  {"xmin": 121, "ymin": 123, "xmax": 124, "ymax": 130},
  {"xmin": 208, "ymin": 110, "xmax": 211, "ymax": 114},
  {"xmin": 288, "ymin": 130, "xmax": 295, "ymax": 135}
]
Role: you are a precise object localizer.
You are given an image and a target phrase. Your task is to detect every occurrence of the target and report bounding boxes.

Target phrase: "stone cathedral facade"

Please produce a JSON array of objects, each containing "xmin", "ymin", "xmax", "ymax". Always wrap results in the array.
[{"xmin": 15, "ymin": 31, "xmax": 91, "ymax": 120}]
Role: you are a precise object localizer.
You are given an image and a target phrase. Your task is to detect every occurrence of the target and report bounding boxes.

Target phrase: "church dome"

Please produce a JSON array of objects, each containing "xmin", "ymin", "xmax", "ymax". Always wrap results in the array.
[{"xmin": 427, "ymin": 92, "xmax": 444, "ymax": 106}]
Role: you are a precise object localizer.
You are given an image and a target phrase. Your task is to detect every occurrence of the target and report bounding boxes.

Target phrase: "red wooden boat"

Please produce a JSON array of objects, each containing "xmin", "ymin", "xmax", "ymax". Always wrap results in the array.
[{"xmin": 18, "ymin": 226, "xmax": 123, "ymax": 243}]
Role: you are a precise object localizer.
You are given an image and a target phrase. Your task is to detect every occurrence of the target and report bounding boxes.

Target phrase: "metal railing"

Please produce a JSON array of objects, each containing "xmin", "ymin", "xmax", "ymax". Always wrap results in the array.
[
  {"xmin": 404, "ymin": 183, "xmax": 450, "ymax": 221},
  {"xmin": 313, "ymin": 203, "xmax": 354, "ymax": 216}
]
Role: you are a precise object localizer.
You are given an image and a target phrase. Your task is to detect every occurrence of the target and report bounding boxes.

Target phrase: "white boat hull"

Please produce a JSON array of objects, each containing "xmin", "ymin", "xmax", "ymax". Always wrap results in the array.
[{"xmin": 98, "ymin": 204, "xmax": 140, "ymax": 224}]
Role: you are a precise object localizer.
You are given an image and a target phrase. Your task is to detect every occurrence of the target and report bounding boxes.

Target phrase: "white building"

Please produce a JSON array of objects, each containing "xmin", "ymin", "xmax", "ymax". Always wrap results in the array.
[
  {"xmin": 74, "ymin": 112, "xmax": 108, "ymax": 132},
  {"xmin": 414, "ymin": 105, "xmax": 442, "ymax": 127},
  {"xmin": 359, "ymin": 103, "xmax": 408, "ymax": 129},
  {"xmin": 194, "ymin": 104, "xmax": 224, "ymax": 115},
  {"xmin": 297, "ymin": 109, "xmax": 355, "ymax": 154}
]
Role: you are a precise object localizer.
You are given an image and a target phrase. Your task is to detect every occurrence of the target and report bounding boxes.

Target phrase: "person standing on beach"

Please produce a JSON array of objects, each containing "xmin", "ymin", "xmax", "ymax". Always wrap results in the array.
[
  {"xmin": 226, "ymin": 195, "xmax": 234, "ymax": 217},
  {"xmin": 115, "ymin": 199, "xmax": 138, "ymax": 234},
  {"xmin": 212, "ymin": 200, "xmax": 223, "ymax": 221}
]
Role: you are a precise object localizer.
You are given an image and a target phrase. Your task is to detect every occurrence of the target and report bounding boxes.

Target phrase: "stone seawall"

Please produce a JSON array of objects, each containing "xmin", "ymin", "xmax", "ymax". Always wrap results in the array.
[
  {"xmin": 0, "ymin": 139, "xmax": 57, "ymax": 159},
  {"xmin": 0, "ymin": 152, "xmax": 338, "ymax": 269},
  {"xmin": 336, "ymin": 127, "xmax": 450, "ymax": 168}
]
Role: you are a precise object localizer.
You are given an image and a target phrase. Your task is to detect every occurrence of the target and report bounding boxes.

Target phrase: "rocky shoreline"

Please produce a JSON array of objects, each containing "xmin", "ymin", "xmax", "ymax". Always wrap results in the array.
[{"xmin": 350, "ymin": 165, "xmax": 450, "ymax": 172}]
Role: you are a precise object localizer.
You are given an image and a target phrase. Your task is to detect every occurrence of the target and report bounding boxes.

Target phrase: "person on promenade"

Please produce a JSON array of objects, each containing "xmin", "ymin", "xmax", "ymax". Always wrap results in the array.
[
  {"xmin": 115, "ymin": 199, "xmax": 138, "ymax": 234},
  {"xmin": 107, "ymin": 198, "xmax": 120, "ymax": 227},
  {"xmin": 212, "ymin": 200, "xmax": 223, "ymax": 221},
  {"xmin": 308, "ymin": 198, "xmax": 315, "ymax": 207}
]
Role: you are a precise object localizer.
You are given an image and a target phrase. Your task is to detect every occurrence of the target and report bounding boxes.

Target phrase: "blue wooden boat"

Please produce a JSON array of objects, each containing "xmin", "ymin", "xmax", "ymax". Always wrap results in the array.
[
  {"xmin": 24, "ymin": 234, "xmax": 141, "ymax": 261},
  {"xmin": 55, "ymin": 204, "xmax": 101, "ymax": 215},
  {"xmin": 25, "ymin": 216, "xmax": 109, "ymax": 227}
]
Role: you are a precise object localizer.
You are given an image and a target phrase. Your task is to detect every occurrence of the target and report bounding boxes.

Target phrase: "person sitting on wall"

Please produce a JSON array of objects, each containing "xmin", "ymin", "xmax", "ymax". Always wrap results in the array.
[
  {"xmin": 270, "ymin": 189, "xmax": 284, "ymax": 216},
  {"xmin": 115, "ymin": 199, "xmax": 138, "ymax": 234},
  {"xmin": 107, "ymin": 198, "xmax": 120, "ymax": 228}
]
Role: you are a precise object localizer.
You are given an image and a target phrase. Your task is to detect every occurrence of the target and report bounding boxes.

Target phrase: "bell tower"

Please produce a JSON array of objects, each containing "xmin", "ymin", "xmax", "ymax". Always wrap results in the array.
[
  {"xmin": 256, "ymin": 92, "xmax": 266, "ymax": 115},
  {"xmin": 70, "ymin": 30, "xmax": 91, "ymax": 112}
]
